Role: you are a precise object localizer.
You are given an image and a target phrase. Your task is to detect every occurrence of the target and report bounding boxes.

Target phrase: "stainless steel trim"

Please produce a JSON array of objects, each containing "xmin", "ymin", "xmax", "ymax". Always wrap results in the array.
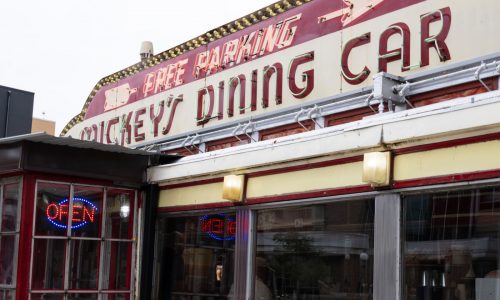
[
  {"xmin": 28, "ymin": 180, "xmax": 41, "ymax": 299},
  {"xmin": 244, "ymin": 210, "xmax": 256, "ymax": 300},
  {"xmin": 98, "ymin": 188, "xmax": 107, "ymax": 297},
  {"xmin": 233, "ymin": 208, "xmax": 251, "ymax": 299},
  {"xmin": 133, "ymin": 52, "xmax": 500, "ymax": 153},
  {"xmin": 130, "ymin": 191, "xmax": 139, "ymax": 300},
  {"xmin": 63, "ymin": 185, "xmax": 75, "ymax": 292},
  {"xmin": 374, "ymin": 193, "xmax": 401, "ymax": 300}
]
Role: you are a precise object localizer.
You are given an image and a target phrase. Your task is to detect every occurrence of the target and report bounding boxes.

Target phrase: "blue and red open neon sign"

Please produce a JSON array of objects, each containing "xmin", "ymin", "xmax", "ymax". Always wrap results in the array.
[
  {"xmin": 200, "ymin": 214, "xmax": 236, "ymax": 241},
  {"xmin": 45, "ymin": 197, "xmax": 98, "ymax": 230}
]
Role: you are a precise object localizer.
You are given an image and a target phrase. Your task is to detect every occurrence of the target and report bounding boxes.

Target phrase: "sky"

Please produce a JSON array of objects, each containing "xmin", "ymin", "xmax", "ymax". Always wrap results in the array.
[{"xmin": 0, "ymin": 0, "xmax": 274, "ymax": 134}]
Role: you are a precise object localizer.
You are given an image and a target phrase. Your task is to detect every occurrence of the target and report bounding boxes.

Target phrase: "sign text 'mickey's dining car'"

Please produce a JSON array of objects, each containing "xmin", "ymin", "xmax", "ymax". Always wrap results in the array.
[{"xmin": 2, "ymin": 0, "xmax": 500, "ymax": 299}]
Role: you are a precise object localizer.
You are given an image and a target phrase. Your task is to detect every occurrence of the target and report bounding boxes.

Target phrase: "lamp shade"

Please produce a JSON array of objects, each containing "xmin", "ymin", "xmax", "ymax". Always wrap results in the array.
[
  {"xmin": 222, "ymin": 174, "xmax": 245, "ymax": 202},
  {"xmin": 362, "ymin": 151, "xmax": 392, "ymax": 187}
]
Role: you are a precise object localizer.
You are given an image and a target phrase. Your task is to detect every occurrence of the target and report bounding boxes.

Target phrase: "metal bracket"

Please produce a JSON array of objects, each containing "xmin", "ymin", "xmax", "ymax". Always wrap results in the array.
[
  {"xmin": 232, "ymin": 122, "xmax": 257, "ymax": 142},
  {"xmin": 306, "ymin": 105, "xmax": 323, "ymax": 129},
  {"xmin": 293, "ymin": 108, "xmax": 310, "ymax": 131},
  {"xmin": 369, "ymin": 72, "xmax": 405, "ymax": 114},
  {"xmin": 398, "ymin": 81, "xmax": 415, "ymax": 109},
  {"xmin": 241, "ymin": 121, "xmax": 257, "ymax": 142},
  {"xmin": 181, "ymin": 134, "xmax": 204, "ymax": 154},
  {"xmin": 231, "ymin": 123, "xmax": 243, "ymax": 142},
  {"xmin": 475, "ymin": 61, "xmax": 492, "ymax": 92},
  {"xmin": 292, "ymin": 105, "xmax": 323, "ymax": 130}
]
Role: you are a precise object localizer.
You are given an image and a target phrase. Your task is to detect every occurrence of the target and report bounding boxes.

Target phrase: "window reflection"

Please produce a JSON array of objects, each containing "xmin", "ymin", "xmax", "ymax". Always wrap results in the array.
[
  {"xmin": 155, "ymin": 214, "xmax": 236, "ymax": 299},
  {"xmin": 1, "ymin": 183, "xmax": 19, "ymax": 232},
  {"xmin": 0, "ymin": 235, "xmax": 15, "ymax": 285},
  {"xmin": 31, "ymin": 182, "xmax": 135, "ymax": 299},
  {"xmin": 72, "ymin": 185, "xmax": 103, "ymax": 238},
  {"xmin": 35, "ymin": 182, "xmax": 71, "ymax": 236},
  {"xmin": 256, "ymin": 200, "xmax": 374, "ymax": 299},
  {"xmin": 68, "ymin": 240, "xmax": 99, "ymax": 289},
  {"xmin": 105, "ymin": 189, "xmax": 135, "ymax": 240},
  {"xmin": 101, "ymin": 241, "xmax": 133, "ymax": 291},
  {"xmin": 404, "ymin": 188, "xmax": 500, "ymax": 300},
  {"xmin": 0, "ymin": 179, "xmax": 20, "ymax": 293},
  {"xmin": 31, "ymin": 239, "xmax": 66, "ymax": 289},
  {"xmin": 0, "ymin": 289, "xmax": 14, "ymax": 300}
]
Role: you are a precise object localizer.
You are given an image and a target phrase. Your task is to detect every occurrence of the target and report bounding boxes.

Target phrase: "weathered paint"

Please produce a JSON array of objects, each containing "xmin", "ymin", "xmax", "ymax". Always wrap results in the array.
[{"xmin": 66, "ymin": 0, "xmax": 500, "ymax": 147}]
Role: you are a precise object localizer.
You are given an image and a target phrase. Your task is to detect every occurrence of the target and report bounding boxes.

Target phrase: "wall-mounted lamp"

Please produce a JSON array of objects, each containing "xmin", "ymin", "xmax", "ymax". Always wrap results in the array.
[
  {"xmin": 362, "ymin": 151, "xmax": 392, "ymax": 187},
  {"xmin": 222, "ymin": 175, "xmax": 245, "ymax": 202},
  {"xmin": 119, "ymin": 194, "xmax": 130, "ymax": 219}
]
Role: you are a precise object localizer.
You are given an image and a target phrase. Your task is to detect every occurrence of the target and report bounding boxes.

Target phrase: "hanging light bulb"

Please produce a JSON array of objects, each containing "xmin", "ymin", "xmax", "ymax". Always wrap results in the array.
[{"xmin": 119, "ymin": 194, "xmax": 130, "ymax": 219}]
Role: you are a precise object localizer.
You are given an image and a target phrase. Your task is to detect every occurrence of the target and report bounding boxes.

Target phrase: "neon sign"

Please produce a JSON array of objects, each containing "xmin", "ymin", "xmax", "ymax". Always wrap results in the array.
[
  {"xmin": 46, "ymin": 197, "xmax": 97, "ymax": 230},
  {"xmin": 200, "ymin": 214, "xmax": 236, "ymax": 241}
]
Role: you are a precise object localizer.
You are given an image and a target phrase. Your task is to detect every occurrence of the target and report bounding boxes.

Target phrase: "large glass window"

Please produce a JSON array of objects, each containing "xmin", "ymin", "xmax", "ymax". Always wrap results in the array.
[
  {"xmin": 30, "ymin": 181, "xmax": 137, "ymax": 300},
  {"xmin": 0, "ymin": 177, "xmax": 21, "ymax": 300},
  {"xmin": 255, "ymin": 199, "xmax": 374, "ymax": 299},
  {"xmin": 154, "ymin": 213, "xmax": 236, "ymax": 299},
  {"xmin": 404, "ymin": 188, "xmax": 500, "ymax": 300}
]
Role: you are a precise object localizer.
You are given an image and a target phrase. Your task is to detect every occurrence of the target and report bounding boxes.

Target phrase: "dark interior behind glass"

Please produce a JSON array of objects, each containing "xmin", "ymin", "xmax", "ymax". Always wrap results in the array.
[
  {"xmin": 404, "ymin": 188, "xmax": 500, "ymax": 300},
  {"xmin": 255, "ymin": 199, "xmax": 374, "ymax": 300},
  {"xmin": 155, "ymin": 213, "xmax": 236, "ymax": 300}
]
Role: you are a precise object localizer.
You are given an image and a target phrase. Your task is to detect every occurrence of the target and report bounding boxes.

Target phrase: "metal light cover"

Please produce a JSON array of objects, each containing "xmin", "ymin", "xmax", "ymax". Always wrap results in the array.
[
  {"xmin": 222, "ymin": 175, "xmax": 245, "ymax": 202},
  {"xmin": 362, "ymin": 151, "xmax": 392, "ymax": 187}
]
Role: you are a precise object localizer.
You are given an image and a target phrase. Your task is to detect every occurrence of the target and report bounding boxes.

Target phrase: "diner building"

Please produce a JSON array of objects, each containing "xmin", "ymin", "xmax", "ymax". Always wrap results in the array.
[{"xmin": 2, "ymin": 0, "xmax": 500, "ymax": 299}]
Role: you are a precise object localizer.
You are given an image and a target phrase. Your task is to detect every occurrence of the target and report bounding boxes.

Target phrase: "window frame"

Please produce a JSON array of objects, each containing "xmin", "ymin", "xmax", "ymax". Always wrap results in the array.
[
  {"xmin": 154, "ymin": 194, "xmax": 377, "ymax": 299},
  {"xmin": 400, "ymin": 182, "xmax": 500, "ymax": 300},
  {"xmin": 0, "ymin": 176, "xmax": 22, "ymax": 298},
  {"xmin": 29, "ymin": 180, "xmax": 138, "ymax": 300}
]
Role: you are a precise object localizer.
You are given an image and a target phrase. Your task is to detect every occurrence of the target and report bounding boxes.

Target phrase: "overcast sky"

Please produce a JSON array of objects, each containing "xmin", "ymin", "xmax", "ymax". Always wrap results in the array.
[{"xmin": 0, "ymin": 0, "xmax": 273, "ymax": 134}]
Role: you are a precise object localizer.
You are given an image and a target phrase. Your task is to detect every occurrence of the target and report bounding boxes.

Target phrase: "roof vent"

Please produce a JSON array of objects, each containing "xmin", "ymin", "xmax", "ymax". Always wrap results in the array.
[{"xmin": 140, "ymin": 41, "xmax": 154, "ymax": 61}]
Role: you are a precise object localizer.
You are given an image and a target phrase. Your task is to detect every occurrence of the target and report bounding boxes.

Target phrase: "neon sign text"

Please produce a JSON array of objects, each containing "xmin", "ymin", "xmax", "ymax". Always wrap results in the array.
[
  {"xmin": 200, "ymin": 214, "xmax": 236, "ymax": 241},
  {"xmin": 46, "ymin": 197, "xmax": 98, "ymax": 230}
]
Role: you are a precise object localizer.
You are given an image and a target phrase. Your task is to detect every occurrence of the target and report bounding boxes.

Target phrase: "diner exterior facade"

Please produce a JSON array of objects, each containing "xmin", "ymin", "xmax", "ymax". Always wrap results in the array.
[{"xmin": 4, "ymin": 0, "xmax": 495, "ymax": 299}]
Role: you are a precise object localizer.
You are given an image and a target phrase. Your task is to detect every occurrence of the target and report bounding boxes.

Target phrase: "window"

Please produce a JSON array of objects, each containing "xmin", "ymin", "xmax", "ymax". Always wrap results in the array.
[
  {"xmin": 0, "ymin": 177, "xmax": 21, "ymax": 300},
  {"xmin": 30, "ymin": 181, "xmax": 137, "ymax": 299},
  {"xmin": 154, "ymin": 213, "xmax": 236, "ymax": 299},
  {"xmin": 255, "ymin": 199, "xmax": 374, "ymax": 299},
  {"xmin": 404, "ymin": 188, "xmax": 500, "ymax": 299}
]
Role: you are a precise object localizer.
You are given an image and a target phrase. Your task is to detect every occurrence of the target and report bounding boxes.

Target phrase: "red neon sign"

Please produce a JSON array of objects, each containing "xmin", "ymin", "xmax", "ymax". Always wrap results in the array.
[
  {"xmin": 45, "ymin": 197, "xmax": 97, "ymax": 230},
  {"xmin": 200, "ymin": 214, "xmax": 236, "ymax": 241}
]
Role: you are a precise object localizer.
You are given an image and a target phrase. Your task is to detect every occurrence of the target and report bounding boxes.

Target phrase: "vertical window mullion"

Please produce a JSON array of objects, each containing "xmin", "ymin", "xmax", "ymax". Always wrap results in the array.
[
  {"xmin": 28, "ymin": 181, "xmax": 40, "ymax": 297},
  {"xmin": 374, "ymin": 193, "xmax": 402, "ymax": 300},
  {"xmin": 0, "ymin": 184, "xmax": 3, "ymax": 291},
  {"xmin": 16, "ymin": 179, "xmax": 23, "ymax": 233},
  {"xmin": 63, "ymin": 185, "xmax": 75, "ymax": 293},
  {"xmin": 129, "ymin": 191, "xmax": 139, "ymax": 300},
  {"xmin": 245, "ymin": 210, "xmax": 256, "ymax": 300},
  {"xmin": 1, "ymin": 179, "xmax": 23, "ymax": 292},
  {"xmin": 0, "ymin": 184, "xmax": 4, "ymax": 233},
  {"xmin": 233, "ymin": 208, "xmax": 256, "ymax": 300},
  {"xmin": 98, "ymin": 188, "xmax": 108, "ymax": 300}
]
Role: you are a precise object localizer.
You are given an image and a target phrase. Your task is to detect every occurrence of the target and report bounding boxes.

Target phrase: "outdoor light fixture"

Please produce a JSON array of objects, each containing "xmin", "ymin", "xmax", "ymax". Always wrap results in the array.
[
  {"xmin": 362, "ymin": 151, "xmax": 392, "ymax": 187},
  {"xmin": 222, "ymin": 174, "xmax": 245, "ymax": 202},
  {"xmin": 119, "ymin": 195, "xmax": 130, "ymax": 219}
]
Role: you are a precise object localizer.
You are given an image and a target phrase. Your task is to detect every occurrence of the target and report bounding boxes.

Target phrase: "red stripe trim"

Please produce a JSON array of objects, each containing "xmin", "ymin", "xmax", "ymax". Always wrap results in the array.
[
  {"xmin": 393, "ymin": 169, "xmax": 500, "ymax": 189},
  {"xmin": 160, "ymin": 177, "xmax": 224, "ymax": 190},
  {"xmin": 394, "ymin": 132, "xmax": 500, "ymax": 155},
  {"xmin": 158, "ymin": 134, "xmax": 500, "ymax": 192},
  {"xmin": 158, "ymin": 201, "xmax": 237, "ymax": 213},
  {"xmin": 245, "ymin": 185, "xmax": 372, "ymax": 205}
]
